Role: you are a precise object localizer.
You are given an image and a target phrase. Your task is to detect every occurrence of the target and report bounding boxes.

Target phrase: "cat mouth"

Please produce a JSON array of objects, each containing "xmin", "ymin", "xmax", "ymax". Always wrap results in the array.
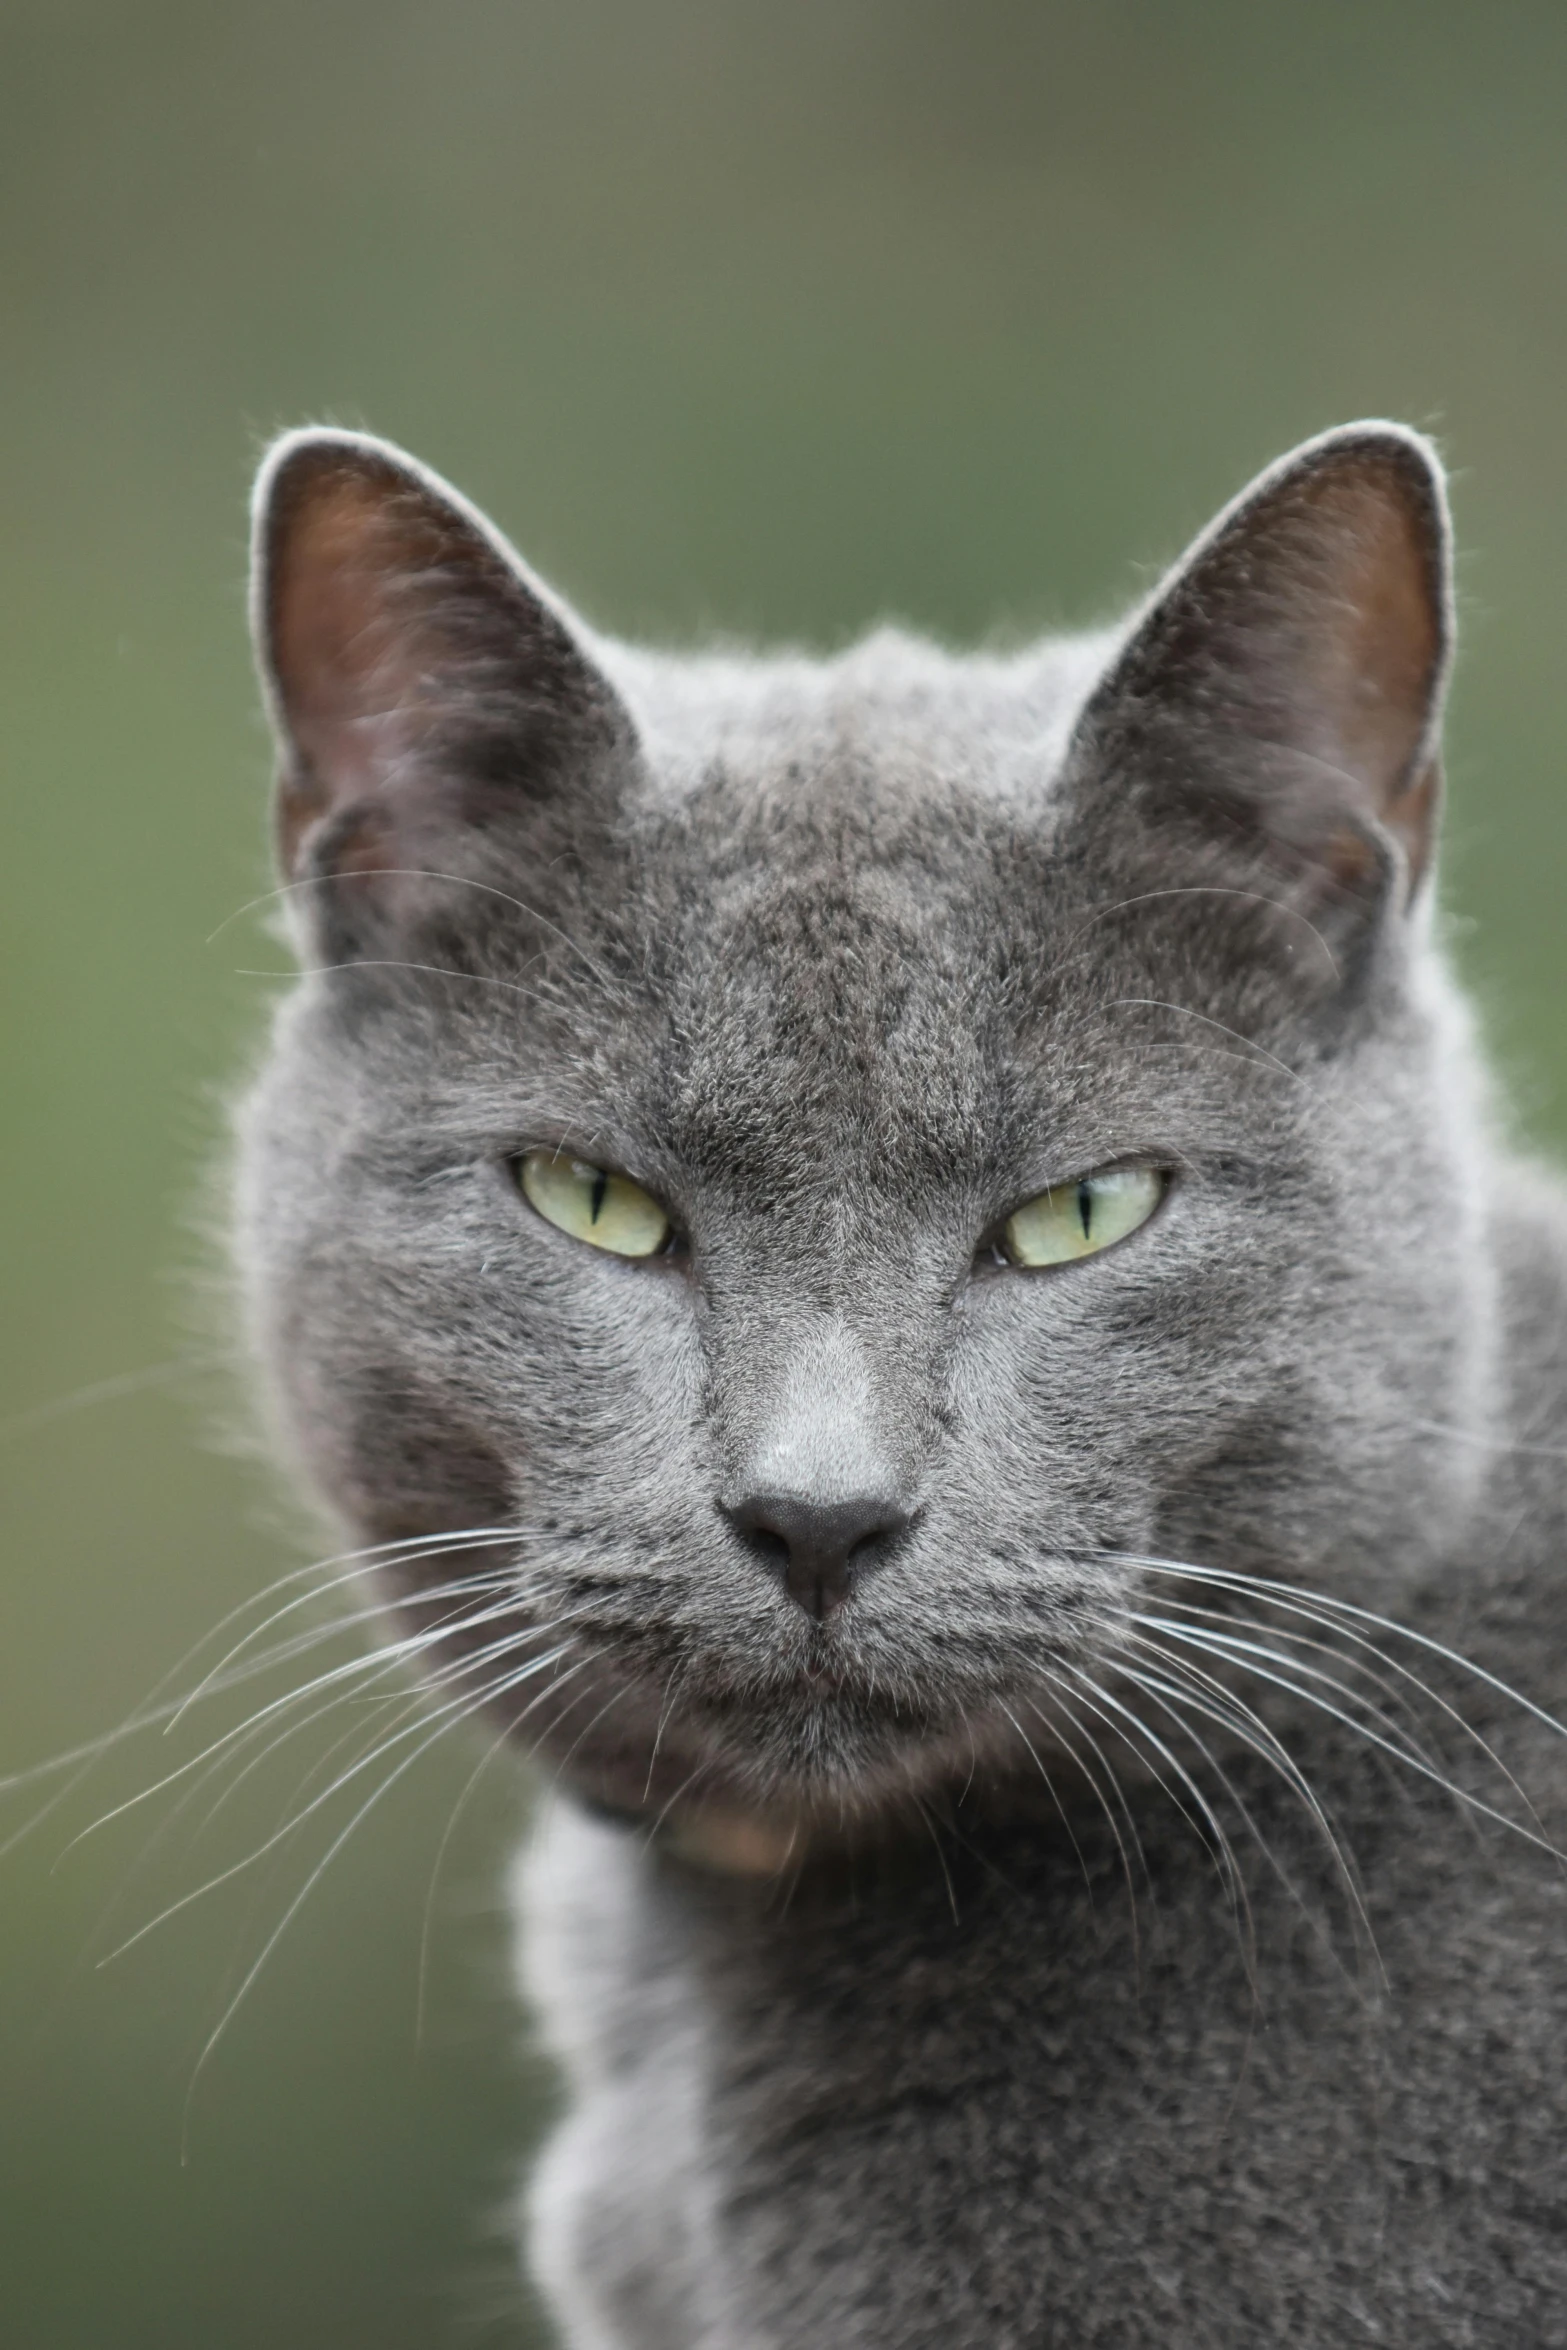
[
  {"xmin": 798, "ymin": 1648, "xmax": 856, "ymax": 1692},
  {"xmin": 690, "ymin": 1650, "xmax": 951, "ymax": 1740}
]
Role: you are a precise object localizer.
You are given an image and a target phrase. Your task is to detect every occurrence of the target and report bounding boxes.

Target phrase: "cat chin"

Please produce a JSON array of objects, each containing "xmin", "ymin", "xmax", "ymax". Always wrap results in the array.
[
  {"xmin": 522, "ymin": 1652, "xmax": 1037, "ymax": 1837},
  {"xmin": 537, "ymin": 1697, "xmax": 1070, "ymax": 1879}
]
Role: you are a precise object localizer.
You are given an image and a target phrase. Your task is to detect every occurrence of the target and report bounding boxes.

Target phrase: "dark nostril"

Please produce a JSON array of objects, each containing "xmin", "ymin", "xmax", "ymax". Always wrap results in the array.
[
  {"xmin": 741, "ymin": 1523, "xmax": 791, "ymax": 1573},
  {"xmin": 724, "ymin": 1492, "xmax": 912, "ymax": 1622}
]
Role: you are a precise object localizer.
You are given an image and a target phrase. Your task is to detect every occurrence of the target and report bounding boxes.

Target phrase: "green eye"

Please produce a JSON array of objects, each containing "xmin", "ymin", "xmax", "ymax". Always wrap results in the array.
[
  {"xmin": 1002, "ymin": 1167, "xmax": 1163, "ymax": 1268},
  {"xmin": 517, "ymin": 1150, "xmax": 673, "ymax": 1259}
]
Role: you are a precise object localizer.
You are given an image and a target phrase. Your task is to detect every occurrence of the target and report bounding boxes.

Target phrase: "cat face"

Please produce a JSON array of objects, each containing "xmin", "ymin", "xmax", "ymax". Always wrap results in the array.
[{"xmin": 236, "ymin": 425, "xmax": 1495, "ymax": 1826}]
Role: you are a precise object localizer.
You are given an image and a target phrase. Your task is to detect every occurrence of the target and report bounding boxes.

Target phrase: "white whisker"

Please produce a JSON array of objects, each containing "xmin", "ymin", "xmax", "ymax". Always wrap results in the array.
[
  {"xmin": 1108, "ymin": 1627, "xmax": 1376, "ymax": 1948},
  {"xmin": 65, "ymin": 1579, "xmax": 552, "ymax": 1857},
  {"xmin": 1108, "ymin": 1643, "xmax": 1368, "ymax": 1980},
  {"xmin": 100, "ymin": 1629, "xmax": 584, "ymax": 1966},
  {"xmin": 166, "ymin": 1532, "xmax": 526, "ymax": 1728},
  {"xmin": 1021, "ymin": 1680, "xmax": 1144, "ymax": 1964},
  {"xmin": 1141, "ymin": 1614, "xmax": 1567, "ymax": 1861},
  {"xmin": 1059, "ymin": 1662, "xmax": 1248, "ymax": 1926},
  {"xmin": 1116, "ymin": 1552, "xmax": 1567, "ymax": 1747},
  {"xmin": 1127, "ymin": 1613, "xmax": 1455, "ymax": 1800},
  {"xmin": 1123, "ymin": 1578, "xmax": 1552, "ymax": 1848},
  {"xmin": 0, "ymin": 1526, "xmax": 527, "ymax": 1831},
  {"xmin": 992, "ymin": 1698, "xmax": 1095, "ymax": 1898},
  {"xmin": 177, "ymin": 1645, "xmax": 597, "ymax": 2154}
]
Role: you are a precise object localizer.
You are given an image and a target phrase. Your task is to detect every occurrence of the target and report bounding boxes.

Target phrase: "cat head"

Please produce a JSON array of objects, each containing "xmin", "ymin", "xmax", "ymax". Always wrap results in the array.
[{"xmin": 236, "ymin": 421, "xmax": 1494, "ymax": 1835}]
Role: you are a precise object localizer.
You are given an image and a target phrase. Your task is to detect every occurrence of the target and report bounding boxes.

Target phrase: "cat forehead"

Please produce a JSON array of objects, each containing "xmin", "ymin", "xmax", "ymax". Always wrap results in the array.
[
  {"xmin": 600, "ymin": 624, "xmax": 1117, "ymax": 813},
  {"xmin": 579, "ymin": 627, "xmax": 1135, "ymax": 1074}
]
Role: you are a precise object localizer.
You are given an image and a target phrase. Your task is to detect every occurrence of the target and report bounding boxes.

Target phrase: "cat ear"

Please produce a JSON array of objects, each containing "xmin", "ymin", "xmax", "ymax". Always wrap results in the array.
[
  {"xmin": 1072, "ymin": 422, "xmax": 1452, "ymax": 910},
  {"xmin": 250, "ymin": 428, "xmax": 636, "ymax": 948}
]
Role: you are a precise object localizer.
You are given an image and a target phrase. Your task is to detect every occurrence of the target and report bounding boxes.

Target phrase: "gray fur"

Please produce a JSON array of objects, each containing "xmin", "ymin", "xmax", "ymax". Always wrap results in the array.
[{"xmin": 237, "ymin": 421, "xmax": 1567, "ymax": 2344}]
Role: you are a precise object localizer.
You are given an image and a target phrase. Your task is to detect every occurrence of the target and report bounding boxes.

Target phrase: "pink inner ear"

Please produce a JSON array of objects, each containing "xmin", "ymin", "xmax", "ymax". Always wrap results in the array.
[
  {"xmin": 268, "ymin": 476, "xmax": 435, "ymax": 814},
  {"xmin": 1300, "ymin": 464, "xmax": 1443, "ymax": 806},
  {"xmin": 255, "ymin": 433, "xmax": 638, "ymax": 921},
  {"xmin": 1112, "ymin": 435, "xmax": 1450, "ymax": 900},
  {"xmin": 1283, "ymin": 460, "xmax": 1445, "ymax": 893}
]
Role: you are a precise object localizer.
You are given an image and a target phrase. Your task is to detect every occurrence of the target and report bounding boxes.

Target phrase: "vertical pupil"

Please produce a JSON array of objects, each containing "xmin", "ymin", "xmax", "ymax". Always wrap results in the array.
[
  {"xmin": 1077, "ymin": 1180, "xmax": 1092, "ymax": 1239},
  {"xmin": 589, "ymin": 1170, "xmax": 609, "ymax": 1224}
]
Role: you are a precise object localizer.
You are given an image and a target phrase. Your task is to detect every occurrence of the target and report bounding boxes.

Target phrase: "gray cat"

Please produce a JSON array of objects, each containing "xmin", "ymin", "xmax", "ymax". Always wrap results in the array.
[{"xmin": 238, "ymin": 417, "xmax": 1567, "ymax": 2346}]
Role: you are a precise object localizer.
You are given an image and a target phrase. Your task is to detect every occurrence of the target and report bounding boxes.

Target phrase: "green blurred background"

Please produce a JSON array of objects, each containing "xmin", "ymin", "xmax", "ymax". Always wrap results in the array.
[{"xmin": 5, "ymin": 3, "xmax": 1567, "ymax": 2341}]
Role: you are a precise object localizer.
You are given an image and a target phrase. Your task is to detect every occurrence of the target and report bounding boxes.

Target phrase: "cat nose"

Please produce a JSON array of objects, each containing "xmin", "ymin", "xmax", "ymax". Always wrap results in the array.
[{"xmin": 724, "ymin": 1492, "xmax": 912, "ymax": 1622}]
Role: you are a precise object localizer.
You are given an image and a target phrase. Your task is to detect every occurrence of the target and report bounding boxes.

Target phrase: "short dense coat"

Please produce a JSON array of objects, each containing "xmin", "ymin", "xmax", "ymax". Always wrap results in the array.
[{"xmin": 238, "ymin": 420, "xmax": 1567, "ymax": 2345}]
